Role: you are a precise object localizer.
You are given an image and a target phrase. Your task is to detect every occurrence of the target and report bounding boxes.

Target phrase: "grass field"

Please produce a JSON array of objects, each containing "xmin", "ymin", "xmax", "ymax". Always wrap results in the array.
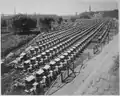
[
  {"xmin": 1, "ymin": 29, "xmax": 41, "ymax": 94},
  {"xmin": 1, "ymin": 32, "xmax": 37, "ymax": 58}
]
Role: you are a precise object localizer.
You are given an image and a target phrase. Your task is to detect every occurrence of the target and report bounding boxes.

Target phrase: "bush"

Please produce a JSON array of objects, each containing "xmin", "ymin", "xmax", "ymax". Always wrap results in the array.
[
  {"xmin": 1, "ymin": 34, "xmax": 36, "ymax": 58},
  {"xmin": 80, "ymin": 14, "xmax": 91, "ymax": 19},
  {"xmin": 12, "ymin": 14, "xmax": 37, "ymax": 33},
  {"xmin": 1, "ymin": 19, "xmax": 7, "ymax": 27},
  {"xmin": 39, "ymin": 17, "xmax": 55, "ymax": 31},
  {"xmin": 70, "ymin": 17, "xmax": 76, "ymax": 22},
  {"xmin": 58, "ymin": 17, "xmax": 63, "ymax": 24}
]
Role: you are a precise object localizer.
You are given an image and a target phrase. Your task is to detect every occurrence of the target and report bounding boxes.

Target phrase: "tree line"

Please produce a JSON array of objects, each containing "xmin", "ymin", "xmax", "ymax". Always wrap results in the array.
[{"xmin": 1, "ymin": 14, "xmax": 63, "ymax": 34}]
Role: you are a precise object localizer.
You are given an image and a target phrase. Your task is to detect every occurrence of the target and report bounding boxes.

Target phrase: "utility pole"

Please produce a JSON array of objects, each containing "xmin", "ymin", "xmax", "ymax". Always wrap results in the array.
[
  {"xmin": 14, "ymin": 7, "xmax": 16, "ymax": 15},
  {"xmin": 89, "ymin": 5, "xmax": 91, "ymax": 12}
]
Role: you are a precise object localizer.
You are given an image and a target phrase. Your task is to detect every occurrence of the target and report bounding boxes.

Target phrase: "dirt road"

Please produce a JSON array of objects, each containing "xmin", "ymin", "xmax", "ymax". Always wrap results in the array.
[{"xmin": 53, "ymin": 35, "xmax": 119, "ymax": 95}]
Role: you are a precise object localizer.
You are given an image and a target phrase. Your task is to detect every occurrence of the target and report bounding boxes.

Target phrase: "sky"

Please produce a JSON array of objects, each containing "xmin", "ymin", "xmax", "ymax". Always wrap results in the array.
[{"xmin": 0, "ymin": 0, "xmax": 118, "ymax": 16}]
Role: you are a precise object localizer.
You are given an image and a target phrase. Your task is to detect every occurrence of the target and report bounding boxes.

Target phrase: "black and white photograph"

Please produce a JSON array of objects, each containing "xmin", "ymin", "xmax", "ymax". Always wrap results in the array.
[{"xmin": 0, "ymin": 0, "xmax": 119, "ymax": 95}]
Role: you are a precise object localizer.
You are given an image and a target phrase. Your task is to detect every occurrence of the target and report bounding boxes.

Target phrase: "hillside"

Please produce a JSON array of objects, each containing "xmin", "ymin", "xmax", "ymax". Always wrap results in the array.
[
  {"xmin": 67, "ymin": 9, "xmax": 118, "ymax": 20},
  {"xmin": 81, "ymin": 9, "xmax": 118, "ymax": 19},
  {"xmin": 101, "ymin": 9, "xmax": 118, "ymax": 19}
]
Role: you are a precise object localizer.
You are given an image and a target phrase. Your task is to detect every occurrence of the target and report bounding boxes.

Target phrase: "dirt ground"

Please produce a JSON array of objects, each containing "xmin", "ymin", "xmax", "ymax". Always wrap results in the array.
[{"xmin": 52, "ymin": 35, "xmax": 119, "ymax": 95}]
